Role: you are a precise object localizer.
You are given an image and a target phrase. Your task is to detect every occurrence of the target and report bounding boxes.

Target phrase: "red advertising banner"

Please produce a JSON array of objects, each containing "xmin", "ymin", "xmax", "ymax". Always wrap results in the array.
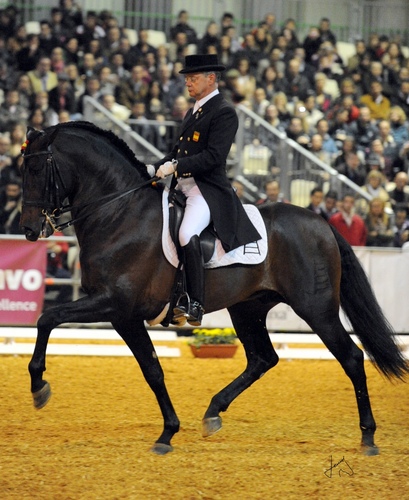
[{"xmin": 0, "ymin": 239, "xmax": 47, "ymax": 325}]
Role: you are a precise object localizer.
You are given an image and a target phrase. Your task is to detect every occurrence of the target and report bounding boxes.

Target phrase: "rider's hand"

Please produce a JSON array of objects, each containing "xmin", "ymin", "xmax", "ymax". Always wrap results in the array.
[{"xmin": 156, "ymin": 161, "xmax": 176, "ymax": 179}]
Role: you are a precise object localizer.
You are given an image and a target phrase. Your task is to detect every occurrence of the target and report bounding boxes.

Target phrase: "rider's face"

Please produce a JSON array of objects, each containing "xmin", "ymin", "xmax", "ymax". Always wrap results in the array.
[{"xmin": 184, "ymin": 72, "xmax": 215, "ymax": 101}]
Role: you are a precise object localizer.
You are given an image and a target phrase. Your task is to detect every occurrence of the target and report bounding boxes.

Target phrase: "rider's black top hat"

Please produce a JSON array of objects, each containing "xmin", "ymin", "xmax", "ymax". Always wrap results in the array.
[{"xmin": 179, "ymin": 54, "xmax": 226, "ymax": 74}]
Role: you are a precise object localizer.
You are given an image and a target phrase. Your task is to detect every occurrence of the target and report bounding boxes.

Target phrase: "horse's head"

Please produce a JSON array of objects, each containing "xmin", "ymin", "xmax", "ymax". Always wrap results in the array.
[{"xmin": 20, "ymin": 126, "xmax": 67, "ymax": 241}]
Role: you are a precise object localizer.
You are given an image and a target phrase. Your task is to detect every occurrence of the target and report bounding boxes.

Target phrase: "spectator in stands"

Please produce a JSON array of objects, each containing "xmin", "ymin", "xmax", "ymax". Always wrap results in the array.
[
  {"xmin": 356, "ymin": 170, "xmax": 390, "ymax": 216},
  {"xmin": 320, "ymin": 189, "xmax": 339, "ymax": 219},
  {"xmin": 38, "ymin": 20, "xmax": 61, "ymax": 56},
  {"xmin": 65, "ymin": 62, "xmax": 85, "ymax": 99},
  {"xmin": 48, "ymin": 72, "xmax": 77, "ymax": 116},
  {"xmin": 198, "ymin": 21, "xmax": 220, "ymax": 55},
  {"xmin": 262, "ymin": 104, "xmax": 286, "ymax": 133},
  {"xmin": 285, "ymin": 116, "xmax": 310, "ymax": 146},
  {"xmin": 129, "ymin": 100, "xmax": 155, "ymax": 142},
  {"xmin": 390, "ymin": 79, "xmax": 409, "ymax": 117},
  {"xmin": 99, "ymin": 92, "xmax": 130, "ymax": 121},
  {"xmin": 64, "ymin": 36, "xmax": 81, "ymax": 65},
  {"xmin": 279, "ymin": 57, "xmax": 312, "ymax": 102},
  {"xmin": 388, "ymin": 105, "xmax": 409, "ymax": 147},
  {"xmin": 168, "ymin": 31, "xmax": 189, "ymax": 63},
  {"xmin": 27, "ymin": 56, "xmax": 59, "ymax": 93},
  {"xmin": 220, "ymin": 11, "xmax": 234, "ymax": 34},
  {"xmin": 0, "ymin": 179, "xmax": 23, "ymax": 234},
  {"xmin": 32, "ymin": 91, "xmax": 59, "ymax": 127},
  {"xmin": 388, "ymin": 171, "xmax": 409, "ymax": 214},
  {"xmin": 101, "ymin": 25, "xmax": 123, "ymax": 61},
  {"xmin": 217, "ymin": 34, "xmax": 235, "ymax": 71},
  {"xmin": 169, "ymin": 95, "xmax": 189, "ymax": 122},
  {"xmin": 371, "ymin": 134, "xmax": 402, "ymax": 181},
  {"xmin": 256, "ymin": 179, "xmax": 288, "ymax": 205},
  {"xmin": 79, "ymin": 52, "xmax": 98, "ymax": 78},
  {"xmin": 332, "ymin": 136, "xmax": 362, "ymax": 168},
  {"xmin": 329, "ymin": 193, "xmax": 367, "ymax": 246},
  {"xmin": 360, "ymin": 81, "xmax": 391, "ymax": 121},
  {"xmin": 234, "ymin": 56, "xmax": 257, "ymax": 102},
  {"xmin": 0, "ymin": 89, "xmax": 29, "ymax": 132},
  {"xmin": 313, "ymin": 72, "xmax": 334, "ymax": 113},
  {"xmin": 127, "ymin": 29, "xmax": 157, "ymax": 67},
  {"xmin": 252, "ymin": 87, "xmax": 270, "ymax": 117},
  {"xmin": 15, "ymin": 33, "xmax": 41, "ymax": 73},
  {"xmin": 170, "ymin": 9, "xmax": 197, "ymax": 46},
  {"xmin": 60, "ymin": 0, "xmax": 83, "ymax": 35},
  {"xmin": 116, "ymin": 64, "xmax": 149, "ymax": 109},
  {"xmin": 50, "ymin": 6, "xmax": 72, "ymax": 45},
  {"xmin": 308, "ymin": 133, "xmax": 331, "ymax": 165},
  {"xmin": 272, "ymin": 91, "xmax": 292, "ymax": 124},
  {"xmin": 302, "ymin": 26, "xmax": 322, "ymax": 65},
  {"xmin": 364, "ymin": 197, "xmax": 394, "ymax": 247},
  {"xmin": 15, "ymin": 73, "xmax": 34, "ymax": 110},
  {"xmin": 8, "ymin": 122, "xmax": 26, "ymax": 160},
  {"xmin": 45, "ymin": 230, "xmax": 73, "ymax": 304},
  {"xmin": 76, "ymin": 75, "xmax": 102, "ymax": 116},
  {"xmin": 75, "ymin": 10, "xmax": 105, "ymax": 50},
  {"xmin": 346, "ymin": 105, "xmax": 378, "ymax": 155},
  {"xmin": 0, "ymin": 133, "xmax": 12, "ymax": 177},
  {"xmin": 347, "ymin": 39, "xmax": 368, "ymax": 73},
  {"xmin": 305, "ymin": 187, "xmax": 328, "ymax": 219},
  {"xmin": 335, "ymin": 151, "xmax": 367, "ymax": 186},
  {"xmin": 319, "ymin": 17, "xmax": 336, "ymax": 45},
  {"xmin": 27, "ymin": 107, "xmax": 48, "ymax": 130},
  {"xmin": 50, "ymin": 46, "xmax": 66, "ymax": 75},
  {"xmin": 302, "ymin": 92, "xmax": 324, "ymax": 133},
  {"xmin": 315, "ymin": 118, "xmax": 338, "ymax": 157},
  {"xmin": 393, "ymin": 206, "xmax": 409, "ymax": 247}
]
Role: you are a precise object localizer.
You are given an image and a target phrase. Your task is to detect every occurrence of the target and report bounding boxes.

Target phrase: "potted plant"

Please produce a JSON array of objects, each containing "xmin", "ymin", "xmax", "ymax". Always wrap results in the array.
[{"xmin": 189, "ymin": 328, "xmax": 238, "ymax": 358}]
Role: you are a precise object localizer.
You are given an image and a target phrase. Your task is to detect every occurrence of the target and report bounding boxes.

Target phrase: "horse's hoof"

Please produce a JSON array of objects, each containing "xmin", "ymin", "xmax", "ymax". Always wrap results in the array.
[
  {"xmin": 362, "ymin": 444, "xmax": 379, "ymax": 456},
  {"xmin": 150, "ymin": 443, "xmax": 173, "ymax": 455},
  {"xmin": 32, "ymin": 382, "xmax": 51, "ymax": 409},
  {"xmin": 202, "ymin": 416, "xmax": 222, "ymax": 437}
]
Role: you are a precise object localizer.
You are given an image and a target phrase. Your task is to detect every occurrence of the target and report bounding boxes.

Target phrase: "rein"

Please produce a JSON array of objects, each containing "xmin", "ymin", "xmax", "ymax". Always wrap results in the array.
[{"xmin": 22, "ymin": 146, "xmax": 159, "ymax": 233}]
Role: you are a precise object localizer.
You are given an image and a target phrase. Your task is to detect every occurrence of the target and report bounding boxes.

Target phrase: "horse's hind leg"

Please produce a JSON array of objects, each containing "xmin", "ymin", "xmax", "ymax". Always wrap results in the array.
[
  {"xmin": 202, "ymin": 301, "xmax": 278, "ymax": 437},
  {"xmin": 300, "ymin": 308, "xmax": 379, "ymax": 456},
  {"xmin": 28, "ymin": 295, "xmax": 115, "ymax": 408},
  {"xmin": 113, "ymin": 319, "xmax": 180, "ymax": 455}
]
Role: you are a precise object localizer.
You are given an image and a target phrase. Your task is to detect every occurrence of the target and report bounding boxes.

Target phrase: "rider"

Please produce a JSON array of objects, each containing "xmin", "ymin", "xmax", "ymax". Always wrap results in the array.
[{"xmin": 152, "ymin": 54, "xmax": 261, "ymax": 326}]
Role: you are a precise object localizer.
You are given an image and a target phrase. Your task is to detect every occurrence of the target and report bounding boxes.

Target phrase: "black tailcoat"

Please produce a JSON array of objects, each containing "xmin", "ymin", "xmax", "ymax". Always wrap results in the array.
[{"xmin": 155, "ymin": 93, "xmax": 261, "ymax": 252}]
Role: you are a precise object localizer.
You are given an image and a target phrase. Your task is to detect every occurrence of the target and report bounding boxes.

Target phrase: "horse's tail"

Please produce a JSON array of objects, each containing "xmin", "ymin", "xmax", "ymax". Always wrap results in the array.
[{"xmin": 331, "ymin": 226, "xmax": 408, "ymax": 380}]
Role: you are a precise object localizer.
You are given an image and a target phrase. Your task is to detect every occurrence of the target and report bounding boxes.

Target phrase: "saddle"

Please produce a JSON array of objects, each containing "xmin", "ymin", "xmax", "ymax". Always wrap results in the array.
[{"xmin": 168, "ymin": 188, "xmax": 216, "ymax": 263}]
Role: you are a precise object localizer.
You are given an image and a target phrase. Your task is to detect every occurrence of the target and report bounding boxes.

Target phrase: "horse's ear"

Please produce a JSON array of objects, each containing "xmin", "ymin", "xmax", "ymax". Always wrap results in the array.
[
  {"xmin": 26, "ymin": 126, "xmax": 36, "ymax": 141},
  {"xmin": 48, "ymin": 128, "xmax": 59, "ymax": 144}
]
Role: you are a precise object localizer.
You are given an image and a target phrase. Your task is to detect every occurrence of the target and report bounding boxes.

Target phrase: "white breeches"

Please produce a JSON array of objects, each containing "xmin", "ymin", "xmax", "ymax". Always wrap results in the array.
[{"xmin": 177, "ymin": 182, "xmax": 211, "ymax": 247}]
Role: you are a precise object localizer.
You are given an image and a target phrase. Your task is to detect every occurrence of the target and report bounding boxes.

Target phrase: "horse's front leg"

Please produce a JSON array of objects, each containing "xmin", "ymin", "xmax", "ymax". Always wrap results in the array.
[
  {"xmin": 202, "ymin": 303, "xmax": 278, "ymax": 437},
  {"xmin": 28, "ymin": 295, "xmax": 114, "ymax": 409},
  {"xmin": 113, "ymin": 320, "xmax": 180, "ymax": 455}
]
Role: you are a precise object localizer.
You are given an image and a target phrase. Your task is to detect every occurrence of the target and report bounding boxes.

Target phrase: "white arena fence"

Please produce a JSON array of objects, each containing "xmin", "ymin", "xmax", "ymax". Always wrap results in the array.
[{"xmin": 1, "ymin": 235, "xmax": 408, "ymax": 359}]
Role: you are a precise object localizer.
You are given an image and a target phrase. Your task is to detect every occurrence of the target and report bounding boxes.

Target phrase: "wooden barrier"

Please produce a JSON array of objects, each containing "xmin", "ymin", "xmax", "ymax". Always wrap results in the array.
[
  {"xmin": 0, "ymin": 327, "xmax": 181, "ymax": 357},
  {"xmin": 1, "ymin": 328, "xmax": 408, "ymax": 360},
  {"xmin": 269, "ymin": 333, "xmax": 409, "ymax": 360}
]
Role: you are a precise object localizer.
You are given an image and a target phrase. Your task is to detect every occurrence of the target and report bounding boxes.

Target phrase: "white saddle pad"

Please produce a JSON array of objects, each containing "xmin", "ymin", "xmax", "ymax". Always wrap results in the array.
[{"xmin": 161, "ymin": 189, "xmax": 268, "ymax": 269}]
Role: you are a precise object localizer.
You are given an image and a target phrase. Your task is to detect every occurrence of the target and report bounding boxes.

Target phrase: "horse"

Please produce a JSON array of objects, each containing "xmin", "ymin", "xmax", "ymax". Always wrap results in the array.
[{"xmin": 19, "ymin": 121, "xmax": 407, "ymax": 455}]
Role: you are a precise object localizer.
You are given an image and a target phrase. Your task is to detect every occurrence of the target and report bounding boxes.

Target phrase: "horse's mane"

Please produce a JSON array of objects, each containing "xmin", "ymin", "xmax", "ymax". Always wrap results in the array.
[{"xmin": 53, "ymin": 121, "xmax": 150, "ymax": 178}]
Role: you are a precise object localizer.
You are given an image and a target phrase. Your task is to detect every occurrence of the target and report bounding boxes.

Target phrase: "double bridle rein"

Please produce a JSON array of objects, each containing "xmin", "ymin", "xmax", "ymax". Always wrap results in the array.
[{"xmin": 22, "ymin": 145, "xmax": 158, "ymax": 234}]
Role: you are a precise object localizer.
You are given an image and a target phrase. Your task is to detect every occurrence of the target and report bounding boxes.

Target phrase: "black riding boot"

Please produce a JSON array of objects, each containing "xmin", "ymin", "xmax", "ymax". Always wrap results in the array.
[{"xmin": 173, "ymin": 235, "xmax": 205, "ymax": 326}]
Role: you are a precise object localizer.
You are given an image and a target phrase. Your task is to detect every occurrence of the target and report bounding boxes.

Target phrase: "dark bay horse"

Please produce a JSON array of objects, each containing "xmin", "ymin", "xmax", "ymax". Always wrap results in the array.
[{"xmin": 20, "ymin": 122, "xmax": 407, "ymax": 455}]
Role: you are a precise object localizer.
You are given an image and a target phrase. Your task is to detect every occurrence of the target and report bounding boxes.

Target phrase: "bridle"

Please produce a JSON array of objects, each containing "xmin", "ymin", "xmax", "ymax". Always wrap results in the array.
[{"xmin": 22, "ymin": 145, "xmax": 158, "ymax": 234}]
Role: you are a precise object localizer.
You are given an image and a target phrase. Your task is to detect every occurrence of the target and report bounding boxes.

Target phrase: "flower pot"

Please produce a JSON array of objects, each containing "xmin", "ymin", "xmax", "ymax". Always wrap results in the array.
[{"xmin": 189, "ymin": 344, "xmax": 238, "ymax": 358}]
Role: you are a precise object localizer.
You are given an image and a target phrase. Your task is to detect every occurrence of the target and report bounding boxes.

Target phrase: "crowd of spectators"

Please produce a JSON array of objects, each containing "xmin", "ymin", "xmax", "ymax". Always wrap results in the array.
[{"xmin": 1, "ymin": 2, "xmax": 409, "ymax": 249}]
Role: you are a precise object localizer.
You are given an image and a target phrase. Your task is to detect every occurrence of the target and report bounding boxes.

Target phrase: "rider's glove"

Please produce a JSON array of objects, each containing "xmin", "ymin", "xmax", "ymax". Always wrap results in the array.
[{"xmin": 156, "ymin": 160, "xmax": 177, "ymax": 179}]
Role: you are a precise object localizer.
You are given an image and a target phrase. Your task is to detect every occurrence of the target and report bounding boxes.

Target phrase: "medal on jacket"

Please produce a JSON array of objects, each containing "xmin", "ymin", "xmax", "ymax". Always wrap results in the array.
[{"xmin": 193, "ymin": 131, "xmax": 200, "ymax": 142}]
